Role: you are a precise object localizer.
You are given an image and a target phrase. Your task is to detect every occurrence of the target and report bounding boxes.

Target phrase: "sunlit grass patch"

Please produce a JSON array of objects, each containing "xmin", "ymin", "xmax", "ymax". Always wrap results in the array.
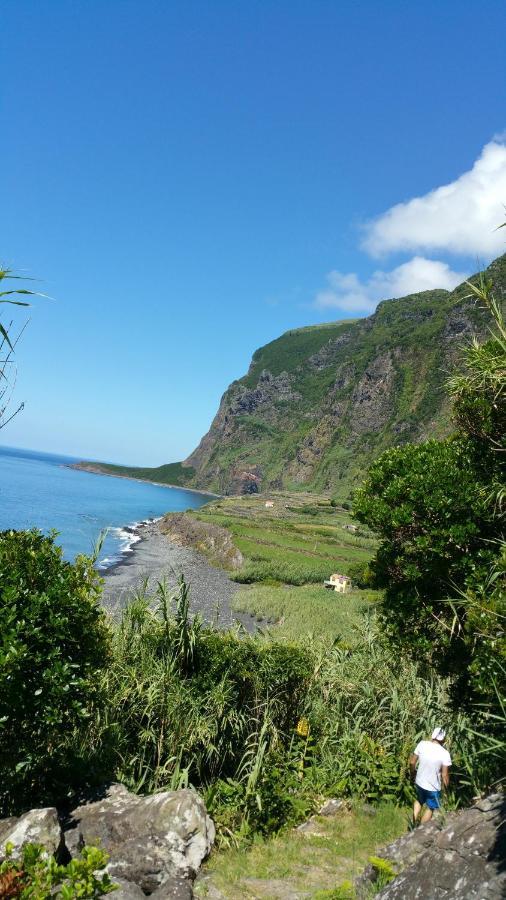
[
  {"xmin": 232, "ymin": 583, "xmax": 377, "ymax": 643},
  {"xmin": 196, "ymin": 802, "xmax": 408, "ymax": 899}
]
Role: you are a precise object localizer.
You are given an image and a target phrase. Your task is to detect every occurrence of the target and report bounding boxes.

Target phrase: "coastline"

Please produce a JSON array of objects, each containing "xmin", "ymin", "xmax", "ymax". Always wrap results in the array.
[
  {"xmin": 66, "ymin": 462, "xmax": 220, "ymax": 498},
  {"xmin": 99, "ymin": 518, "xmax": 255, "ymax": 632}
]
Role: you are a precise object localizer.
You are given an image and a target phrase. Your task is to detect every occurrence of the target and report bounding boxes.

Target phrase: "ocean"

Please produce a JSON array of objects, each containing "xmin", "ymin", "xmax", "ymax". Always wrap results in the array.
[{"xmin": 0, "ymin": 445, "xmax": 209, "ymax": 569}]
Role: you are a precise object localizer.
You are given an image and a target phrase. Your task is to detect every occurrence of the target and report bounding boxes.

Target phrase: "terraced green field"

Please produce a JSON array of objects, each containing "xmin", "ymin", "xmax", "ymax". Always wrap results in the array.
[{"xmin": 184, "ymin": 492, "xmax": 379, "ymax": 641}]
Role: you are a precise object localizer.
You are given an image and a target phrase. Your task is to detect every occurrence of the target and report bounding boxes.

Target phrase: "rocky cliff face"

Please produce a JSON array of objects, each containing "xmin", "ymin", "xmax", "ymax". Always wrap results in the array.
[
  {"xmin": 362, "ymin": 792, "xmax": 505, "ymax": 899},
  {"xmin": 184, "ymin": 254, "xmax": 506, "ymax": 496}
]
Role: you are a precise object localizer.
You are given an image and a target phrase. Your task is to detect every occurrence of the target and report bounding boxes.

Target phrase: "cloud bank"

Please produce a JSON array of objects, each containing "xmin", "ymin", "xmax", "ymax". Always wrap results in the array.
[
  {"xmin": 315, "ymin": 257, "xmax": 467, "ymax": 313},
  {"xmin": 362, "ymin": 138, "xmax": 506, "ymax": 258},
  {"xmin": 314, "ymin": 136, "xmax": 506, "ymax": 315}
]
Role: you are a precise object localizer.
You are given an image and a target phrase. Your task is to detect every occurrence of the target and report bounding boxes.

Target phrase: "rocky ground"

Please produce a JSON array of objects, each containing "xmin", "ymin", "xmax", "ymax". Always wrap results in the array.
[
  {"xmin": 196, "ymin": 794, "xmax": 505, "ymax": 899},
  {"xmin": 1, "ymin": 788, "xmax": 503, "ymax": 898},
  {"xmin": 100, "ymin": 521, "xmax": 255, "ymax": 632},
  {"xmin": 0, "ymin": 784, "xmax": 214, "ymax": 899}
]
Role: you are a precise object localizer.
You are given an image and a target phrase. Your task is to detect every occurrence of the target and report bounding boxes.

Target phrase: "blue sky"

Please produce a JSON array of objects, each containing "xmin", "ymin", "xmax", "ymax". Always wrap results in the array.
[{"xmin": 2, "ymin": 0, "xmax": 505, "ymax": 464}]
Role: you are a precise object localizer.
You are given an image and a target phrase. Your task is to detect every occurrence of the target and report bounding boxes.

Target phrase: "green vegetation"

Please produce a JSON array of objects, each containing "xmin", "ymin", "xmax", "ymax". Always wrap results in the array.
[
  {"xmin": 355, "ymin": 271, "xmax": 505, "ymax": 768},
  {"xmin": 0, "ymin": 530, "xmax": 110, "ymax": 814},
  {"xmin": 171, "ymin": 493, "xmax": 378, "ymax": 639},
  {"xmin": 196, "ymin": 803, "xmax": 406, "ymax": 899},
  {"xmin": 243, "ymin": 319, "xmax": 357, "ymax": 385},
  {"xmin": 0, "ymin": 546, "xmax": 483, "ymax": 833},
  {"xmin": 232, "ymin": 583, "xmax": 374, "ymax": 643},
  {"xmin": 191, "ymin": 495, "xmax": 373, "ymax": 580},
  {"xmin": 75, "ymin": 256, "xmax": 506, "ymax": 499},
  {"xmin": 0, "ymin": 843, "xmax": 114, "ymax": 898},
  {"xmin": 75, "ymin": 459, "xmax": 195, "ymax": 487}
]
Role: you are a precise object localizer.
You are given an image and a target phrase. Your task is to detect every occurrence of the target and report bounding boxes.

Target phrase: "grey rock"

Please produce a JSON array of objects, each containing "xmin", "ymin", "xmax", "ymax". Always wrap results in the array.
[
  {"xmin": 151, "ymin": 877, "xmax": 193, "ymax": 898},
  {"xmin": 367, "ymin": 792, "xmax": 505, "ymax": 900},
  {"xmin": 0, "ymin": 807, "xmax": 62, "ymax": 860},
  {"xmin": 318, "ymin": 798, "xmax": 346, "ymax": 817},
  {"xmin": 350, "ymin": 351, "xmax": 397, "ymax": 435},
  {"xmin": 360, "ymin": 803, "xmax": 377, "ymax": 817},
  {"xmin": 65, "ymin": 784, "xmax": 215, "ymax": 895},
  {"xmin": 110, "ymin": 878, "xmax": 145, "ymax": 899},
  {"xmin": 193, "ymin": 872, "xmax": 227, "ymax": 899}
]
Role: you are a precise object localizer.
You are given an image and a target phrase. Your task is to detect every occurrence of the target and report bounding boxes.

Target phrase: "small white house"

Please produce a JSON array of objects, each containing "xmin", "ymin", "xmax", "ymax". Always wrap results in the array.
[
  {"xmin": 265, "ymin": 501, "xmax": 274, "ymax": 508},
  {"xmin": 324, "ymin": 573, "xmax": 351, "ymax": 593}
]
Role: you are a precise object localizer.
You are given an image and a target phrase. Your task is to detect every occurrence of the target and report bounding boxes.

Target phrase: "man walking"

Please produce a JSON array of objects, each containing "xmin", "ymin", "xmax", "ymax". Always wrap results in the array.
[{"xmin": 409, "ymin": 727, "xmax": 451, "ymax": 825}]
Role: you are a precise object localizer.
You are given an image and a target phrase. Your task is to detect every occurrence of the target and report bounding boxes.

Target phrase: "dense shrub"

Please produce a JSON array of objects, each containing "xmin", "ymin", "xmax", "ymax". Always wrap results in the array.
[
  {"xmin": 88, "ymin": 581, "xmax": 489, "ymax": 843},
  {"xmin": 98, "ymin": 582, "xmax": 312, "ymax": 796},
  {"xmin": 0, "ymin": 530, "xmax": 110, "ymax": 814},
  {"xmin": 0, "ymin": 843, "xmax": 114, "ymax": 898},
  {"xmin": 354, "ymin": 437, "xmax": 496, "ymax": 678},
  {"xmin": 354, "ymin": 274, "xmax": 505, "ymax": 722}
]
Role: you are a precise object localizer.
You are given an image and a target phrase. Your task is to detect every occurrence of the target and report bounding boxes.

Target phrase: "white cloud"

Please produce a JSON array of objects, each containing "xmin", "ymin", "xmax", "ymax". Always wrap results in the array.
[
  {"xmin": 362, "ymin": 138, "xmax": 506, "ymax": 258},
  {"xmin": 314, "ymin": 257, "xmax": 467, "ymax": 313}
]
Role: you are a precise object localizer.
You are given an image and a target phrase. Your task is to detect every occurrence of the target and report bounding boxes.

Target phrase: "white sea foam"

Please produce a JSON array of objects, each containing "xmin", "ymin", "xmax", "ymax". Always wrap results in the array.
[{"xmin": 97, "ymin": 516, "xmax": 165, "ymax": 571}]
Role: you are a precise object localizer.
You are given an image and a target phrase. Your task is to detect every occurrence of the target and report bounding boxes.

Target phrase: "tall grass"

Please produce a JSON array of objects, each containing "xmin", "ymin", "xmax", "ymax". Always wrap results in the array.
[
  {"xmin": 232, "ymin": 583, "xmax": 375, "ymax": 643},
  {"xmin": 70, "ymin": 578, "xmax": 494, "ymax": 844}
]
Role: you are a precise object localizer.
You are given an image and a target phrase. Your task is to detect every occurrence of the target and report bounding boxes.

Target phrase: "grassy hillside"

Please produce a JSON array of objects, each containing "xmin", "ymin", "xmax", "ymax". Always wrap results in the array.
[
  {"xmin": 162, "ymin": 492, "xmax": 378, "ymax": 643},
  {"xmin": 71, "ymin": 459, "xmax": 195, "ymax": 487}
]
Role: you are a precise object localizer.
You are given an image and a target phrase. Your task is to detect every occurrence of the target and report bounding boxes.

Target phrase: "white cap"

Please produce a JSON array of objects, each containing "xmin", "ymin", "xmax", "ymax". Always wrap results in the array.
[{"xmin": 432, "ymin": 727, "xmax": 446, "ymax": 741}]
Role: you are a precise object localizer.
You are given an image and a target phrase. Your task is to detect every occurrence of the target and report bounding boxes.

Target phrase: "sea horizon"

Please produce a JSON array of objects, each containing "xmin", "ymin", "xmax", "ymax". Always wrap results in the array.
[{"xmin": 0, "ymin": 444, "xmax": 209, "ymax": 570}]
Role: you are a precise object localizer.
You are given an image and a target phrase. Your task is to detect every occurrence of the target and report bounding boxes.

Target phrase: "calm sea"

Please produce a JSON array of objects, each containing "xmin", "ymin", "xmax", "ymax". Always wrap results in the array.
[{"xmin": 0, "ymin": 445, "xmax": 209, "ymax": 569}]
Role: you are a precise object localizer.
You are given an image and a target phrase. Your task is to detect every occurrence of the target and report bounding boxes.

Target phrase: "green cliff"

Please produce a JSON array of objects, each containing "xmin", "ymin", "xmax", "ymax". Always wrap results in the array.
[
  {"xmin": 184, "ymin": 254, "xmax": 505, "ymax": 496},
  {"xmin": 76, "ymin": 254, "xmax": 505, "ymax": 497}
]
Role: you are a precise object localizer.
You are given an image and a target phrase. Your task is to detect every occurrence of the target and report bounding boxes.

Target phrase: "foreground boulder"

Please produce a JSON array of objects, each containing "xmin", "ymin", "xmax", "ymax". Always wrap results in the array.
[
  {"xmin": 358, "ymin": 792, "xmax": 505, "ymax": 899},
  {"xmin": 65, "ymin": 784, "xmax": 215, "ymax": 895},
  {"xmin": 0, "ymin": 807, "xmax": 62, "ymax": 860}
]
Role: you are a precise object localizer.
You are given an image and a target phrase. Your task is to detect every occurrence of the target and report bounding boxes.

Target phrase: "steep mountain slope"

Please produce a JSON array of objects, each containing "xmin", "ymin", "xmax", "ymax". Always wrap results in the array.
[
  {"xmin": 74, "ymin": 254, "xmax": 505, "ymax": 496},
  {"xmin": 184, "ymin": 254, "xmax": 506, "ymax": 496}
]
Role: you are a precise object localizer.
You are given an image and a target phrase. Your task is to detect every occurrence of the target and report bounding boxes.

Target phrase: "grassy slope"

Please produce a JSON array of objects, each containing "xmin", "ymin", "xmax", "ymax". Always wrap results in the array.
[
  {"xmin": 179, "ymin": 491, "xmax": 379, "ymax": 643},
  {"xmin": 73, "ymin": 460, "xmax": 195, "ymax": 486},
  {"xmin": 196, "ymin": 802, "xmax": 407, "ymax": 899}
]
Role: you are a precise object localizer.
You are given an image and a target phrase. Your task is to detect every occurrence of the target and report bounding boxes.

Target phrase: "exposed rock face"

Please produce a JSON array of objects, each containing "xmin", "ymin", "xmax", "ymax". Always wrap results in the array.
[
  {"xmin": 0, "ymin": 787, "xmax": 214, "ymax": 897},
  {"xmin": 0, "ymin": 807, "xmax": 62, "ymax": 860},
  {"xmin": 350, "ymin": 351, "xmax": 397, "ymax": 435},
  {"xmin": 358, "ymin": 792, "xmax": 505, "ymax": 899},
  {"xmin": 307, "ymin": 333, "xmax": 353, "ymax": 370},
  {"xmin": 65, "ymin": 784, "xmax": 215, "ymax": 895},
  {"xmin": 228, "ymin": 465, "xmax": 262, "ymax": 495},
  {"xmin": 160, "ymin": 512, "xmax": 244, "ymax": 569}
]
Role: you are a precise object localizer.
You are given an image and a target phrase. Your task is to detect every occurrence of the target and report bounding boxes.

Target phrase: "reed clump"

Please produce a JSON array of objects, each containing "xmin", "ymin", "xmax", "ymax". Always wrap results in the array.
[{"xmin": 76, "ymin": 577, "xmax": 488, "ymax": 845}]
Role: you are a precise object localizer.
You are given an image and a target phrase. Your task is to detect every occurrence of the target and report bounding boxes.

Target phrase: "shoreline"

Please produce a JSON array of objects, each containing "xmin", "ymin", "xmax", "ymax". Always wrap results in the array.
[
  {"xmin": 66, "ymin": 462, "xmax": 220, "ymax": 498},
  {"xmin": 99, "ymin": 518, "xmax": 255, "ymax": 632}
]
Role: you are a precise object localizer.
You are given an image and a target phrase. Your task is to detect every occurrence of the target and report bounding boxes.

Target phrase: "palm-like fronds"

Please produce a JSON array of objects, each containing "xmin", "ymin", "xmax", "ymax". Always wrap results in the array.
[{"xmin": 0, "ymin": 265, "xmax": 42, "ymax": 429}]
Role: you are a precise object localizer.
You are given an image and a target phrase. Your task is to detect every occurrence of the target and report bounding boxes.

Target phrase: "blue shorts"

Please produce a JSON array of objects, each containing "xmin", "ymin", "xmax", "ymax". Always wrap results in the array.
[{"xmin": 416, "ymin": 785, "xmax": 441, "ymax": 810}]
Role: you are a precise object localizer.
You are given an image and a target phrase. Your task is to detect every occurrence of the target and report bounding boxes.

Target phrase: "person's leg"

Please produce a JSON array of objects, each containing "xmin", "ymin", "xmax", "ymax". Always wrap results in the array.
[
  {"xmin": 413, "ymin": 799, "xmax": 422, "ymax": 823},
  {"xmin": 420, "ymin": 805, "xmax": 433, "ymax": 824},
  {"xmin": 420, "ymin": 791, "xmax": 439, "ymax": 824}
]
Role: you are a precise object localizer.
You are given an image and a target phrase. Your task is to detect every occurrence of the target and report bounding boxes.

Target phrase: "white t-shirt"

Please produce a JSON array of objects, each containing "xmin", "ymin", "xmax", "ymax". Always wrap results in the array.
[{"xmin": 414, "ymin": 740, "xmax": 452, "ymax": 791}]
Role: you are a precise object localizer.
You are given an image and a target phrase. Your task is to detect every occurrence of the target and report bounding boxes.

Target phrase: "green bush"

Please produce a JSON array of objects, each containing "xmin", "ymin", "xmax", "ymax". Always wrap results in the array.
[
  {"xmin": 354, "ymin": 437, "xmax": 496, "ymax": 681},
  {"xmin": 0, "ymin": 842, "xmax": 115, "ymax": 898},
  {"xmin": 0, "ymin": 530, "xmax": 111, "ymax": 814},
  {"xmin": 354, "ymin": 275, "xmax": 505, "ymax": 713},
  {"xmin": 346, "ymin": 561, "xmax": 374, "ymax": 589},
  {"xmin": 101, "ymin": 583, "xmax": 312, "ymax": 794}
]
